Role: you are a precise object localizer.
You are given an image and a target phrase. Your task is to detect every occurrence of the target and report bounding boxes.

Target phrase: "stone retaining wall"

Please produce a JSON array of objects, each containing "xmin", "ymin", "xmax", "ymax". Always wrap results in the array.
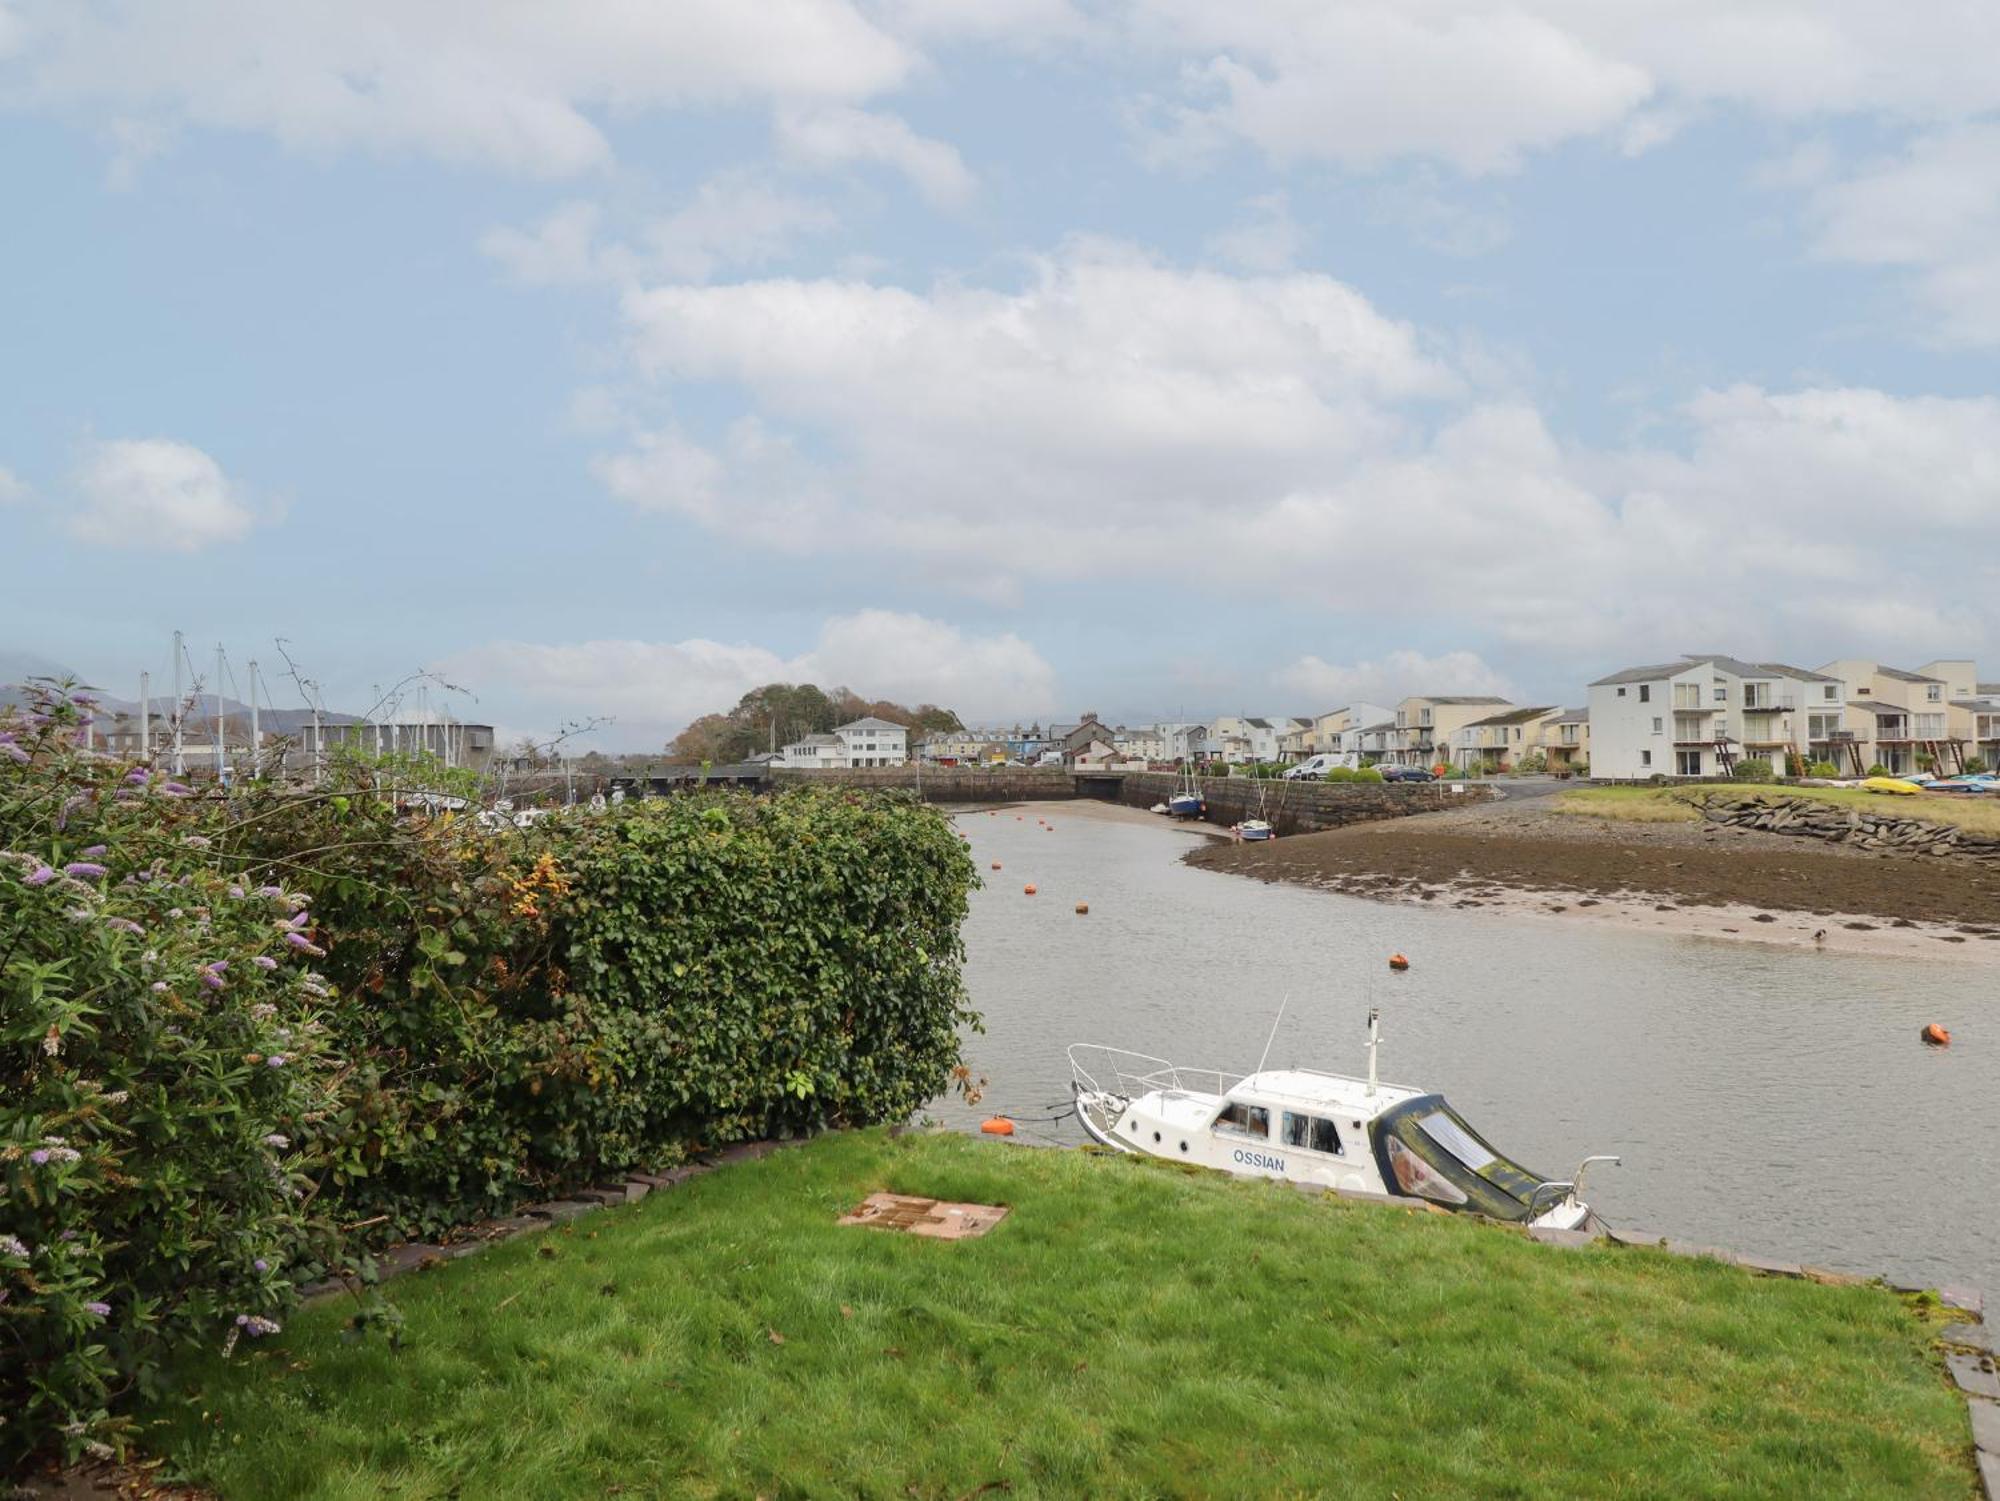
[
  {"xmin": 1693, "ymin": 793, "xmax": 2000, "ymax": 865},
  {"xmin": 1115, "ymin": 771, "xmax": 1494, "ymax": 834},
  {"xmin": 768, "ymin": 766, "xmax": 1081, "ymax": 802}
]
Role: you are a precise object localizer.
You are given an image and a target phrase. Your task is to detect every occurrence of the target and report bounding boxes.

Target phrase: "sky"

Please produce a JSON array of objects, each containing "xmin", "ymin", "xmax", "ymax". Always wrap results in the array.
[{"xmin": 4, "ymin": 2, "xmax": 1999, "ymax": 750}]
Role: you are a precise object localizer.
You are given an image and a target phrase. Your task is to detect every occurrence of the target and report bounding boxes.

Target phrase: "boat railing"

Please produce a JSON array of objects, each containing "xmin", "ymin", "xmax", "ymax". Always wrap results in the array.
[{"xmin": 1068, "ymin": 1044, "xmax": 1241, "ymax": 1102}]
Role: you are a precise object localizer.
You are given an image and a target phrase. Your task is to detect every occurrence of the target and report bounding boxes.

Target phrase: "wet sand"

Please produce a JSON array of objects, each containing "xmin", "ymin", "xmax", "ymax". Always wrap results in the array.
[{"xmin": 1184, "ymin": 798, "xmax": 2000, "ymax": 964}]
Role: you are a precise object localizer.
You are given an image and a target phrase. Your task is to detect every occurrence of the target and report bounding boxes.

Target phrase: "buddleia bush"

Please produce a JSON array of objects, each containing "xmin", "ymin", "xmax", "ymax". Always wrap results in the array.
[{"xmin": 1, "ymin": 689, "xmax": 343, "ymax": 1467}]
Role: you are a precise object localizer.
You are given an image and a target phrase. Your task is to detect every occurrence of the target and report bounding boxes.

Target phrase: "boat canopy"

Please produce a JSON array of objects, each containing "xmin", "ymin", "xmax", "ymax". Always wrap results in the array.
[{"xmin": 1369, "ymin": 1094, "xmax": 1554, "ymax": 1223}]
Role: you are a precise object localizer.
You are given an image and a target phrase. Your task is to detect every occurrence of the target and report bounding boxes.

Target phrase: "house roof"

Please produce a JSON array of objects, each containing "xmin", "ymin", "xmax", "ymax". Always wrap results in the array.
[
  {"xmin": 1981, "ymin": 683, "xmax": 2000, "ymax": 696},
  {"xmin": 1590, "ymin": 661, "xmax": 1693, "ymax": 686},
  {"xmin": 1359, "ymin": 720, "xmax": 1395, "ymax": 734},
  {"xmin": 1877, "ymin": 666, "xmax": 1943, "ymax": 685},
  {"xmin": 1246, "ymin": 717, "xmax": 1274, "ymax": 729},
  {"xmin": 1421, "ymin": 695, "xmax": 1510, "ymax": 706},
  {"xmin": 1845, "ymin": 701, "xmax": 1909, "ymax": 719},
  {"xmin": 1552, "ymin": 707, "xmax": 1589, "ymax": 724},
  {"xmin": 836, "ymin": 716, "xmax": 905, "ymax": 731},
  {"xmin": 1462, "ymin": 705, "xmax": 1557, "ymax": 728},
  {"xmin": 1753, "ymin": 661, "xmax": 1840, "ymax": 684},
  {"xmin": 791, "ymin": 732, "xmax": 843, "ymax": 746}
]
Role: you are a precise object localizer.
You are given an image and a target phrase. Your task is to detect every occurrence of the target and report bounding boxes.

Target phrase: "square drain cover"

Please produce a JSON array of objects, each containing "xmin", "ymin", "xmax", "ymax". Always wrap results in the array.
[{"xmin": 838, "ymin": 1192, "xmax": 1009, "ymax": 1240}]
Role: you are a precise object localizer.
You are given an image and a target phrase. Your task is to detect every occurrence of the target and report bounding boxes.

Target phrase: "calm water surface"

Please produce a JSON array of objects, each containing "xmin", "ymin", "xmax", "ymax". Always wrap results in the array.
[{"xmin": 935, "ymin": 802, "xmax": 1999, "ymax": 1294}]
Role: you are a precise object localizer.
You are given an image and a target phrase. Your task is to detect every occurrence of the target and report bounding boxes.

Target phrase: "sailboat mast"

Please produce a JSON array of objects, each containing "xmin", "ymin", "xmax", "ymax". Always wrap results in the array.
[{"xmin": 139, "ymin": 671, "xmax": 150, "ymax": 762}]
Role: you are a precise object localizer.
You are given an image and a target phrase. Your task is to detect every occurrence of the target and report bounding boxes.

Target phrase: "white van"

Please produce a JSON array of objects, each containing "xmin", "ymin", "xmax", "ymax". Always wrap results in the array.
[{"xmin": 1283, "ymin": 754, "xmax": 1336, "ymax": 780}]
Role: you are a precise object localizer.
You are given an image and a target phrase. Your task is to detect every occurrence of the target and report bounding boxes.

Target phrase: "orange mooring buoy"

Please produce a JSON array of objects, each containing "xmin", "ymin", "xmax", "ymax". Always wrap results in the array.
[
  {"xmin": 1388, "ymin": 953, "xmax": 1410, "ymax": 971},
  {"xmin": 991, "ymin": 861, "xmax": 1002, "ymax": 870},
  {"xmin": 1075, "ymin": 902, "xmax": 1089, "ymax": 915},
  {"xmin": 1024, "ymin": 884, "xmax": 1037, "ymax": 895},
  {"xmin": 980, "ymin": 1117, "xmax": 1016, "ymax": 1136},
  {"xmin": 1922, "ymin": 1023, "xmax": 1952, "ymax": 1047}
]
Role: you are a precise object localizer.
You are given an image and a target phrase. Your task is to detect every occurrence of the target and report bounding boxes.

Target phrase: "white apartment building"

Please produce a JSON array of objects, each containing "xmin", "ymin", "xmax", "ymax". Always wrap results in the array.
[
  {"xmin": 1587, "ymin": 655, "xmax": 1841, "ymax": 779},
  {"xmin": 1244, "ymin": 717, "xmax": 1310, "ymax": 762},
  {"xmin": 835, "ymin": 716, "xmax": 908, "ymax": 767},
  {"xmin": 1963, "ymin": 682, "xmax": 2000, "ymax": 770},
  {"xmin": 1197, "ymin": 716, "xmax": 1254, "ymax": 764},
  {"xmin": 1352, "ymin": 718, "xmax": 1397, "ymax": 765},
  {"xmin": 1306, "ymin": 703, "xmax": 1395, "ymax": 767}
]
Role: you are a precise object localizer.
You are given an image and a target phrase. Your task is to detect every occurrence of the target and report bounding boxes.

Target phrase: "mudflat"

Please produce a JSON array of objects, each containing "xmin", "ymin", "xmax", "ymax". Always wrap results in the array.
[{"xmin": 1186, "ymin": 795, "xmax": 2000, "ymax": 941}]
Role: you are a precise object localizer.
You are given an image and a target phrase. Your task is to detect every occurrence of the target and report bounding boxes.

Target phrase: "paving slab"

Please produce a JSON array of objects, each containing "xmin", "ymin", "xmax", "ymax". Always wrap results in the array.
[
  {"xmin": 1801, "ymin": 1264, "xmax": 1868, "ymax": 1287},
  {"xmin": 1979, "ymin": 1448, "xmax": 2000, "ymax": 1501},
  {"xmin": 1731, "ymin": 1253, "xmax": 1804, "ymax": 1278},
  {"xmin": 521, "ymin": 1199, "xmax": 600, "ymax": 1223},
  {"xmin": 570, "ymin": 1187, "xmax": 630, "ymax": 1208},
  {"xmin": 377, "ymin": 1243, "xmax": 453, "ymax": 1276},
  {"xmin": 1605, "ymin": 1226, "xmax": 1667, "ymax": 1249},
  {"xmin": 619, "ymin": 1179, "xmax": 651, "ymax": 1202},
  {"xmin": 1948, "ymin": 1351, "xmax": 2000, "ymax": 1401},
  {"xmin": 1969, "ymin": 1397, "xmax": 2000, "ymax": 1457},
  {"xmin": 837, "ymin": 1192, "xmax": 1008, "ymax": 1240},
  {"xmin": 1947, "ymin": 1323, "xmax": 1996, "ymax": 1353},
  {"xmin": 1332, "ymin": 1187, "xmax": 1398, "ymax": 1206},
  {"xmin": 1944, "ymin": 1285, "xmax": 1987, "ymax": 1317}
]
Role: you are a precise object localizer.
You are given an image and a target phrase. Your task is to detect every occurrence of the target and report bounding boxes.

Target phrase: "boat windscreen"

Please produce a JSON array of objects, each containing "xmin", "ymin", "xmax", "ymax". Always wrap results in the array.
[{"xmin": 1369, "ymin": 1095, "xmax": 1551, "ymax": 1221}]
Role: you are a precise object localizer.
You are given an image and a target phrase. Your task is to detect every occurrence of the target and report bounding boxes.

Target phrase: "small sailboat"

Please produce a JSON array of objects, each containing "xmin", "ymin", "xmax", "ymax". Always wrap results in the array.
[
  {"xmin": 1236, "ymin": 818, "xmax": 1273, "ymax": 840},
  {"xmin": 1069, "ymin": 1008, "xmax": 1617, "ymax": 1231},
  {"xmin": 1167, "ymin": 760, "xmax": 1205, "ymax": 818}
]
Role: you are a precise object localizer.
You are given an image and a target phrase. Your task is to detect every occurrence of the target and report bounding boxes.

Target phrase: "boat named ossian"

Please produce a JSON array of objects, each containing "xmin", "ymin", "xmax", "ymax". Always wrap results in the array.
[{"xmin": 1069, "ymin": 1010, "xmax": 1617, "ymax": 1231}]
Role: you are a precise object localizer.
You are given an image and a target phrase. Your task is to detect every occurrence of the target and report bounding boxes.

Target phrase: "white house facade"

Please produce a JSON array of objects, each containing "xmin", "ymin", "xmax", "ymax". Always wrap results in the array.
[{"xmin": 835, "ymin": 717, "xmax": 908, "ymax": 767}]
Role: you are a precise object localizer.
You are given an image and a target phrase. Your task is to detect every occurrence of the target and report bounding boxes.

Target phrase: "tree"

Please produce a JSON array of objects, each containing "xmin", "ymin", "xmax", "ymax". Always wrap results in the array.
[{"xmin": 668, "ymin": 713, "xmax": 737, "ymax": 765}]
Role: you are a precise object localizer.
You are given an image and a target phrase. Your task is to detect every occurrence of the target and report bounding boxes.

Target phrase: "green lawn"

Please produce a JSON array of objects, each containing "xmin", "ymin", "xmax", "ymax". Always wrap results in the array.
[
  {"xmin": 1556, "ymin": 783, "xmax": 2000, "ymax": 835},
  {"xmin": 153, "ymin": 1131, "xmax": 1973, "ymax": 1500}
]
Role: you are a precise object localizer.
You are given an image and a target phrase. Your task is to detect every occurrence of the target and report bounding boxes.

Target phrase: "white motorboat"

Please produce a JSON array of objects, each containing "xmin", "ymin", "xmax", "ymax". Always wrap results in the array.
[
  {"xmin": 1236, "ymin": 818, "xmax": 1273, "ymax": 840},
  {"xmin": 1069, "ymin": 1009, "xmax": 1616, "ymax": 1231}
]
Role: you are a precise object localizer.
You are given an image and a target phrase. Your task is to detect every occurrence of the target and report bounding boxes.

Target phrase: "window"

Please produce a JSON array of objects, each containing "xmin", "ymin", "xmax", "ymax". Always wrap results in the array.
[
  {"xmin": 1714, "ymin": 684, "xmax": 1727, "ymax": 703},
  {"xmin": 1927, "ymin": 685, "xmax": 1942, "ymax": 702},
  {"xmin": 1676, "ymin": 750, "xmax": 1702, "ymax": 775},
  {"xmin": 1416, "ymin": 1111, "xmax": 1496, "ymax": 1171},
  {"xmin": 1638, "ymin": 684, "xmax": 1650, "ymax": 703},
  {"xmin": 1617, "ymin": 687, "xmax": 1627, "ymax": 698},
  {"xmin": 1652, "ymin": 717, "xmax": 1663, "ymax": 734},
  {"xmin": 1213, "ymin": 1102, "xmax": 1269, "ymax": 1139},
  {"xmin": 1824, "ymin": 685, "xmax": 1838, "ymax": 701},
  {"xmin": 1280, "ymin": 1112, "xmax": 1344, "ymax": 1155},
  {"xmin": 1640, "ymin": 750, "xmax": 1652, "ymax": 767}
]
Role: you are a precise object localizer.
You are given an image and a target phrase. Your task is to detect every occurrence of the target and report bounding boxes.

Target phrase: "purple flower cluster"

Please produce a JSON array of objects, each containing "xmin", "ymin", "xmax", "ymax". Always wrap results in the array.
[
  {"xmin": 252, "ymin": 954, "xmax": 278, "ymax": 970},
  {"xmin": 105, "ymin": 917, "xmax": 145, "ymax": 937},
  {"xmin": 24, "ymin": 865, "xmax": 54, "ymax": 886},
  {"xmin": 83, "ymin": 1301, "xmax": 111, "ymax": 1318},
  {"xmin": 234, "ymin": 1313, "xmax": 281, "ymax": 1336},
  {"xmin": 63, "ymin": 861, "xmax": 108, "ymax": 880}
]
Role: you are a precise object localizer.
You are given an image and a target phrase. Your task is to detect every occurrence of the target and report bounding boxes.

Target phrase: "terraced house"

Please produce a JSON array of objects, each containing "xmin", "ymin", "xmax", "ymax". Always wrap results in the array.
[
  {"xmin": 1816, "ymin": 659, "xmax": 1978, "ymax": 776},
  {"xmin": 1450, "ymin": 705, "xmax": 1563, "ymax": 772},
  {"xmin": 1389, "ymin": 695, "xmax": 1513, "ymax": 767}
]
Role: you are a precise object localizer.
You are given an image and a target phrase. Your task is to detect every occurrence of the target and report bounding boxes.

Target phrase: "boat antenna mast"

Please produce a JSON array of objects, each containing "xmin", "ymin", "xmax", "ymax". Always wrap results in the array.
[
  {"xmin": 1253, "ymin": 992, "xmax": 1290, "ymax": 1077},
  {"xmin": 1365, "ymin": 1005, "xmax": 1381, "ymax": 1097}
]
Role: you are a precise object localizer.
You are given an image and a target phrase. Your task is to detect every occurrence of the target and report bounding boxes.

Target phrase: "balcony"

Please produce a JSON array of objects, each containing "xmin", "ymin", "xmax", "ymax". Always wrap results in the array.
[{"xmin": 1739, "ymin": 696, "xmax": 1798, "ymax": 714}]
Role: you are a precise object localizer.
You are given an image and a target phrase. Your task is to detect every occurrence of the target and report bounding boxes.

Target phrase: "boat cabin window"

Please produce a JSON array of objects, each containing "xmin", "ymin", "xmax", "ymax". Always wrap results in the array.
[
  {"xmin": 1212, "ymin": 1102, "xmax": 1270, "ymax": 1138},
  {"xmin": 1417, "ymin": 1111, "xmax": 1495, "ymax": 1171},
  {"xmin": 1280, "ymin": 1112, "xmax": 1344, "ymax": 1156}
]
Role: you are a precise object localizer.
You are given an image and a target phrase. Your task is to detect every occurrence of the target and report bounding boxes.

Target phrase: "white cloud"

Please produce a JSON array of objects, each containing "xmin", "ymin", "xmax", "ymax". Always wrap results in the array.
[
  {"xmin": 0, "ymin": 464, "xmax": 27, "ymax": 505},
  {"xmin": 1126, "ymin": 2, "xmax": 2000, "ymax": 175},
  {"xmin": 437, "ymin": 610, "xmax": 1057, "ymax": 745},
  {"xmin": 1, "ymin": 0, "xmax": 916, "ymax": 176},
  {"xmin": 66, "ymin": 438, "xmax": 257, "ymax": 552},
  {"xmin": 867, "ymin": 0, "xmax": 1092, "ymax": 50},
  {"xmin": 482, "ymin": 176, "xmax": 841, "ymax": 288},
  {"xmin": 1276, "ymin": 649, "xmax": 1513, "ymax": 708},
  {"xmin": 593, "ymin": 243, "xmax": 2000, "ymax": 667},
  {"xmin": 1804, "ymin": 124, "xmax": 2000, "ymax": 346},
  {"xmin": 773, "ymin": 104, "xmax": 975, "ymax": 206}
]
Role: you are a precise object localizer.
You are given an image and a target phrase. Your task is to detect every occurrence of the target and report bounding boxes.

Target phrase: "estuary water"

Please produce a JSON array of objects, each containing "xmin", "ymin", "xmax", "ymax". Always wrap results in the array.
[{"xmin": 936, "ymin": 800, "xmax": 1999, "ymax": 1295}]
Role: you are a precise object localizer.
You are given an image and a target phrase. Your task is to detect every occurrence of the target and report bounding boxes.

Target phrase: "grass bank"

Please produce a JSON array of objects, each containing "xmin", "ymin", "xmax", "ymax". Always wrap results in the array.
[
  {"xmin": 1556, "ymin": 784, "xmax": 2000, "ymax": 835},
  {"xmin": 153, "ymin": 1131, "xmax": 1973, "ymax": 1500}
]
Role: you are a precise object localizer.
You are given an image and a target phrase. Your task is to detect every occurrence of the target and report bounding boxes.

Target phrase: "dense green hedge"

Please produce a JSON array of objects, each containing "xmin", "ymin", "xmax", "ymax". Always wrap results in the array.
[{"xmin": 2, "ymin": 687, "xmax": 979, "ymax": 1464}]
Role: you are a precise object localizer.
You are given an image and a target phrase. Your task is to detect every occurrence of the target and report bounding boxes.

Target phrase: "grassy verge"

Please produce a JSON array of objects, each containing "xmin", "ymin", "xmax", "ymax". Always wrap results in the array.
[
  {"xmin": 1556, "ymin": 784, "xmax": 2000, "ymax": 835},
  {"xmin": 152, "ymin": 1132, "xmax": 1973, "ymax": 1500}
]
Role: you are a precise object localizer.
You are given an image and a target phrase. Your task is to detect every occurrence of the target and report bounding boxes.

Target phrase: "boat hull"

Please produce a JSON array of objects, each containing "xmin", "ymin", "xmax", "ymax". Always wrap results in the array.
[{"xmin": 1167, "ymin": 794, "xmax": 1203, "ymax": 817}]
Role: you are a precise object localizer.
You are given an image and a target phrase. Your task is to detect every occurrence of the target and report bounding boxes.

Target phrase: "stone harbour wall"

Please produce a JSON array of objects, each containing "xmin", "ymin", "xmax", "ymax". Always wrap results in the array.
[
  {"xmin": 768, "ymin": 767, "xmax": 1081, "ymax": 802},
  {"xmin": 1115, "ymin": 771, "xmax": 1494, "ymax": 835},
  {"xmin": 1693, "ymin": 793, "xmax": 2000, "ymax": 865}
]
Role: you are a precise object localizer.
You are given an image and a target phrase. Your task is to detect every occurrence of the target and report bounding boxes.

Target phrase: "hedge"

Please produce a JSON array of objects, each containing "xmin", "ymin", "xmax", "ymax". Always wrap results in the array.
[{"xmin": 2, "ymin": 688, "xmax": 979, "ymax": 1463}]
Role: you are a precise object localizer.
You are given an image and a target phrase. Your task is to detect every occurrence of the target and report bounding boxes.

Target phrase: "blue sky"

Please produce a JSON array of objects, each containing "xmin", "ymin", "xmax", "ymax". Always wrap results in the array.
[{"xmin": 4, "ymin": 2, "xmax": 1999, "ymax": 748}]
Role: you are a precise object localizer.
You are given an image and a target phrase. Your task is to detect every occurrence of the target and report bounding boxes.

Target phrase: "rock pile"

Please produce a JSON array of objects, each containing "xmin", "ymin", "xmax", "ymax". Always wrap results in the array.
[{"xmin": 1691, "ymin": 793, "xmax": 2000, "ymax": 864}]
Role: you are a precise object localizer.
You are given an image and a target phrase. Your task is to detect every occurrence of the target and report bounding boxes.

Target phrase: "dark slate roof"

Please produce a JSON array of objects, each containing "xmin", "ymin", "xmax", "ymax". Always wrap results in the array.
[
  {"xmin": 1246, "ymin": 717, "xmax": 1274, "ymax": 729},
  {"xmin": 1589, "ymin": 661, "xmax": 1690, "ymax": 686},
  {"xmin": 1462, "ymin": 705, "xmax": 1557, "ymax": 728},
  {"xmin": 1423, "ymin": 695, "xmax": 1510, "ymax": 705},
  {"xmin": 1753, "ymin": 661, "xmax": 1841, "ymax": 683},
  {"xmin": 1359, "ymin": 720, "xmax": 1396, "ymax": 734},
  {"xmin": 1846, "ymin": 701, "xmax": 1909, "ymax": 719},
  {"xmin": 1877, "ymin": 666, "xmax": 1943, "ymax": 685},
  {"xmin": 836, "ymin": 716, "xmax": 906, "ymax": 731},
  {"xmin": 1552, "ymin": 707, "xmax": 1589, "ymax": 724}
]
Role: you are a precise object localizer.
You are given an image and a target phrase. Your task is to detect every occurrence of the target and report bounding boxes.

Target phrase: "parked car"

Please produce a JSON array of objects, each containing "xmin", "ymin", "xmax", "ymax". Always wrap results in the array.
[{"xmin": 1380, "ymin": 766, "xmax": 1436, "ymax": 783}]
